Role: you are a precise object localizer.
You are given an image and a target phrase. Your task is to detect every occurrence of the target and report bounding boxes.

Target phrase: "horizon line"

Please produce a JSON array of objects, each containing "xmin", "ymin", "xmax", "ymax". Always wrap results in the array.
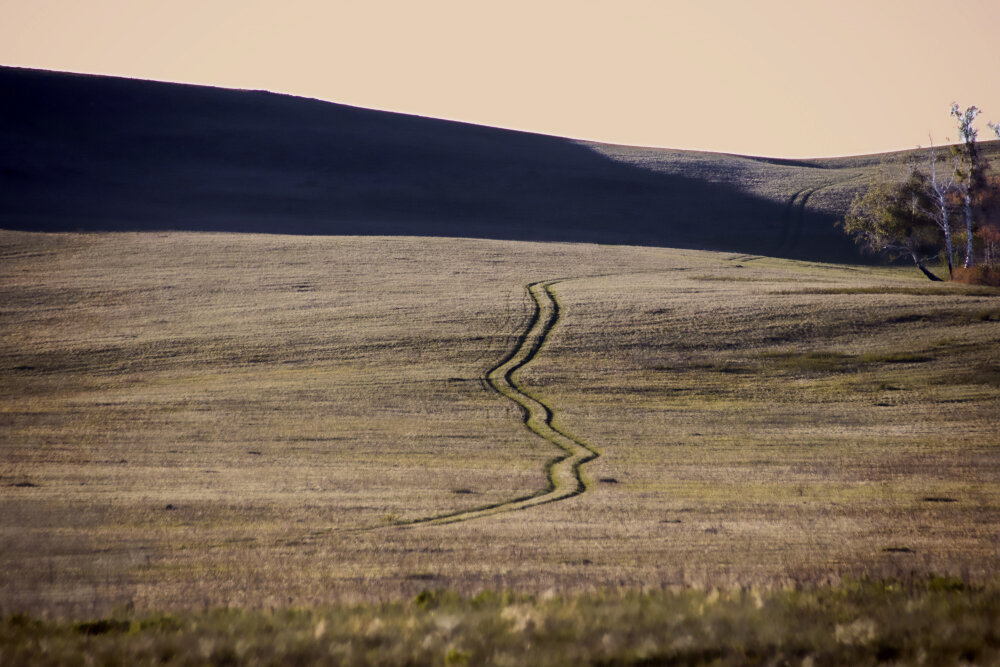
[{"xmin": 2, "ymin": 62, "xmax": 987, "ymax": 162}]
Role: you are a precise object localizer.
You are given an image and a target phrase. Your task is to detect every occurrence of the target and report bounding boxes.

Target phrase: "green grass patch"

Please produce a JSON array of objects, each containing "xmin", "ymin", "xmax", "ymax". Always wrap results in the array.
[
  {"xmin": 4, "ymin": 580, "xmax": 1000, "ymax": 666},
  {"xmin": 858, "ymin": 352, "xmax": 932, "ymax": 364}
]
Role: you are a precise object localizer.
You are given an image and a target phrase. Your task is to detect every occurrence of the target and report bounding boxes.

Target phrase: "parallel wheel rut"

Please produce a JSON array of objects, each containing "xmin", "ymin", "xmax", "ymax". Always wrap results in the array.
[{"xmin": 393, "ymin": 280, "xmax": 598, "ymax": 528}]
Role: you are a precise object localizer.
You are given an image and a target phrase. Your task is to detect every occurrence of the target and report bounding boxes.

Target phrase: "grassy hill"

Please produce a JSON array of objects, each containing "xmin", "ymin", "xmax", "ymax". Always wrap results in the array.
[
  {"xmin": 6, "ymin": 66, "xmax": 995, "ymax": 261},
  {"xmin": 3, "ymin": 68, "xmax": 1000, "ymax": 661},
  {"xmin": 3, "ymin": 230, "xmax": 998, "ymax": 619}
]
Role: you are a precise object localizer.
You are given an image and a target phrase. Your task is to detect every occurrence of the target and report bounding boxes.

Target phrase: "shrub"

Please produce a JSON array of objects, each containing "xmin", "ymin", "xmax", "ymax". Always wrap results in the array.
[{"xmin": 952, "ymin": 266, "xmax": 1000, "ymax": 286}]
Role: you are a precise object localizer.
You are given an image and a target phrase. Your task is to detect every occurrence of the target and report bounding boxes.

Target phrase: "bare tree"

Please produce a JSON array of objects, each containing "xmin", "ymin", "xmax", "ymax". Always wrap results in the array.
[{"xmin": 951, "ymin": 103, "xmax": 984, "ymax": 267}]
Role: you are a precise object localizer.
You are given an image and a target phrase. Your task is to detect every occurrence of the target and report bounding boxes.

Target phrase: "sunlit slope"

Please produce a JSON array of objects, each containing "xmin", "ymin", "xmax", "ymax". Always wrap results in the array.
[
  {"xmin": 3, "ymin": 66, "xmax": 998, "ymax": 260},
  {"xmin": 2, "ymin": 230, "xmax": 998, "ymax": 613}
]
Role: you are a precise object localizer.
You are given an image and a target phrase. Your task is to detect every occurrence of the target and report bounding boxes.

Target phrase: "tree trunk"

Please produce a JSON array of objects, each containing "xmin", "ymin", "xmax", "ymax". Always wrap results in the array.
[
  {"xmin": 912, "ymin": 252, "xmax": 943, "ymax": 281},
  {"xmin": 931, "ymin": 155, "xmax": 954, "ymax": 278},
  {"xmin": 942, "ymin": 202, "xmax": 954, "ymax": 277},
  {"xmin": 964, "ymin": 192, "xmax": 974, "ymax": 268}
]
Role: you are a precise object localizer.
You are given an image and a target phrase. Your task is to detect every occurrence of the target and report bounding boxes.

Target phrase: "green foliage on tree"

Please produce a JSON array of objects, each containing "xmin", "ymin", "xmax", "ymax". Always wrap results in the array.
[
  {"xmin": 840, "ymin": 170, "xmax": 943, "ymax": 281},
  {"xmin": 840, "ymin": 104, "xmax": 1000, "ymax": 282}
]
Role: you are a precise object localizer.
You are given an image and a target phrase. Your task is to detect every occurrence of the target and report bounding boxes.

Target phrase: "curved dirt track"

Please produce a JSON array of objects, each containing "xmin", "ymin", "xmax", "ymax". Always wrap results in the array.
[{"xmin": 399, "ymin": 280, "xmax": 598, "ymax": 527}]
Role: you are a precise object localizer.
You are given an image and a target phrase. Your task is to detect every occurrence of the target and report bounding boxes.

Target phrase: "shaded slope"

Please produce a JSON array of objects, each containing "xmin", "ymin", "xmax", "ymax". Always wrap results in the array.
[
  {"xmin": 5, "ymin": 67, "xmax": 996, "ymax": 260},
  {"xmin": 0, "ymin": 67, "xmax": 789, "ymax": 254}
]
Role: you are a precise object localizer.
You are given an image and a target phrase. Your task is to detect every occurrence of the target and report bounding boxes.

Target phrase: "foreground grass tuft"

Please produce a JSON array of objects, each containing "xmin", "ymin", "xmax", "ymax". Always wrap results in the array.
[{"xmin": 3, "ymin": 580, "xmax": 999, "ymax": 666}]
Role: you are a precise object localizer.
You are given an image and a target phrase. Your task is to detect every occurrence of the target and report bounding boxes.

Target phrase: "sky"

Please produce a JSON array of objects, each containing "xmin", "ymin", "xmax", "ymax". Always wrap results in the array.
[{"xmin": 2, "ymin": 0, "xmax": 999, "ymax": 158}]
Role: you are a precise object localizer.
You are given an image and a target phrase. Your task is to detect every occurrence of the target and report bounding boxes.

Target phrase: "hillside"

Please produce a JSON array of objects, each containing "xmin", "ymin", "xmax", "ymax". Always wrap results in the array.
[
  {"xmin": 3, "ymin": 230, "xmax": 999, "ymax": 616},
  {"xmin": 2, "ymin": 66, "xmax": 998, "ymax": 260}
]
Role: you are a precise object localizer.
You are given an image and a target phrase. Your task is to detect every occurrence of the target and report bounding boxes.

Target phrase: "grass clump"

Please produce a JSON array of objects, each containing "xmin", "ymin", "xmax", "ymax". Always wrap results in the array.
[
  {"xmin": 858, "ymin": 351, "xmax": 932, "ymax": 364},
  {"xmin": 3, "ymin": 580, "xmax": 1000, "ymax": 666}
]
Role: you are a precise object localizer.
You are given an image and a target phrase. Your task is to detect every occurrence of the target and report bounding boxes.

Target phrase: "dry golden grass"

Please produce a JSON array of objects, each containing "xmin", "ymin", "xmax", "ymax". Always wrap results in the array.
[
  {"xmin": 5, "ymin": 581, "xmax": 1000, "ymax": 665},
  {"xmin": 1, "ymin": 230, "xmax": 998, "ymax": 617}
]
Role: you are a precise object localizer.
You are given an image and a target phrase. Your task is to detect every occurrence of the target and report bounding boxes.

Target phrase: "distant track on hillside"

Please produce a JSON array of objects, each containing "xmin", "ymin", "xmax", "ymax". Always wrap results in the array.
[
  {"xmin": 776, "ymin": 187, "xmax": 816, "ymax": 256},
  {"xmin": 392, "ymin": 280, "xmax": 599, "ymax": 528}
]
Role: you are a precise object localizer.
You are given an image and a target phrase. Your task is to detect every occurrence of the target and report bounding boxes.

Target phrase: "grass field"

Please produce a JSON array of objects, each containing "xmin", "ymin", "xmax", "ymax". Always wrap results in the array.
[
  {"xmin": 3, "ymin": 230, "xmax": 998, "ymax": 629},
  {"xmin": 4, "ymin": 580, "xmax": 1000, "ymax": 665}
]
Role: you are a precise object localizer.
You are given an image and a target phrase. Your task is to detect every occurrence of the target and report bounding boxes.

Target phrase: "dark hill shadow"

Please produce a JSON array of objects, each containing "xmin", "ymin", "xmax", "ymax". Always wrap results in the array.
[{"xmin": 1, "ymin": 67, "xmax": 858, "ymax": 260}]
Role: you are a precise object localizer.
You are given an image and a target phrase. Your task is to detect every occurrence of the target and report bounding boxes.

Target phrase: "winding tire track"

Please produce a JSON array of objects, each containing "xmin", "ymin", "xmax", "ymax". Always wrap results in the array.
[{"xmin": 395, "ymin": 280, "xmax": 598, "ymax": 528}]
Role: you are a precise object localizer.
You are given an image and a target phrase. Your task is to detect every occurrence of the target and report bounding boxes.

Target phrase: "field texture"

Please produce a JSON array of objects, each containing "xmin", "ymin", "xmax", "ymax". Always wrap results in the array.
[{"xmin": 2, "ymin": 231, "xmax": 999, "ymax": 618}]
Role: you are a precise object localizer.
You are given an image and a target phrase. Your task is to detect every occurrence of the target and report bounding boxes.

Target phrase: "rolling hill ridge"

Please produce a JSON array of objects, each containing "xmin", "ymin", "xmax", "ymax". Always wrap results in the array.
[{"xmin": 3, "ymin": 66, "xmax": 996, "ymax": 260}]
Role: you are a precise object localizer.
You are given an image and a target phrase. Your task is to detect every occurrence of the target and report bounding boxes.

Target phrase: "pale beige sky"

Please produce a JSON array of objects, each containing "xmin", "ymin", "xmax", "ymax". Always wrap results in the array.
[{"xmin": 2, "ymin": 0, "xmax": 998, "ymax": 157}]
